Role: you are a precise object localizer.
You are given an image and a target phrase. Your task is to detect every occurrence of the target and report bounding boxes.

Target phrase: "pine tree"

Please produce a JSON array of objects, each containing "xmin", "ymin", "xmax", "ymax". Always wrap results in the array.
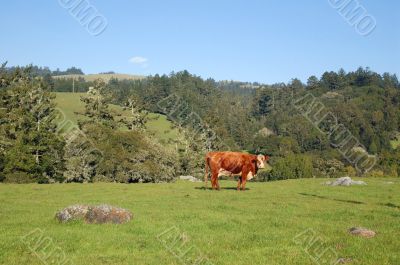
[
  {"xmin": 252, "ymin": 88, "xmax": 272, "ymax": 117},
  {"xmin": 120, "ymin": 97, "xmax": 148, "ymax": 131},
  {"xmin": 175, "ymin": 126, "xmax": 208, "ymax": 178},
  {"xmin": 307, "ymin": 76, "xmax": 319, "ymax": 89},
  {"xmin": 1, "ymin": 72, "xmax": 64, "ymax": 183},
  {"xmin": 80, "ymin": 79, "xmax": 115, "ymax": 128}
]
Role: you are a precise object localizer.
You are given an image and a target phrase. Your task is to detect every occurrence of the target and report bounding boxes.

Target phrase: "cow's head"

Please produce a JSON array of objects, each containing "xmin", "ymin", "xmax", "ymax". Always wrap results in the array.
[{"xmin": 256, "ymin": 154, "xmax": 269, "ymax": 169}]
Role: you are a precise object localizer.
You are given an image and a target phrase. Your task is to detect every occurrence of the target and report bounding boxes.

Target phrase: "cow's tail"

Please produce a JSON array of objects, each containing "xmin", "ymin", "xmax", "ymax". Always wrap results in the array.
[{"xmin": 204, "ymin": 155, "xmax": 210, "ymax": 189}]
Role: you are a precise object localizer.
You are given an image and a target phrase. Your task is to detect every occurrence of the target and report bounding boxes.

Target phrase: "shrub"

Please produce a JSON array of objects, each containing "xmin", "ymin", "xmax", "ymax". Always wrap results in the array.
[
  {"xmin": 384, "ymin": 165, "xmax": 398, "ymax": 177},
  {"xmin": 3, "ymin": 172, "xmax": 35, "ymax": 184},
  {"xmin": 63, "ymin": 123, "xmax": 178, "ymax": 183},
  {"xmin": 312, "ymin": 158, "xmax": 345, "ymax": 178},
  {"xmin": 266, "ymin": 154, "xmax": 313, "ymax": 181},
  {"xmin": 345, "ymin": 165, "xmax": 357, "ymax": 177},
  {"xmin": 256, "ymin": 170, "xmax": 273, "ymax": 182},
  {"xmin": 365, "ymin": 169, "xmax": 385, "ymax": 178}
]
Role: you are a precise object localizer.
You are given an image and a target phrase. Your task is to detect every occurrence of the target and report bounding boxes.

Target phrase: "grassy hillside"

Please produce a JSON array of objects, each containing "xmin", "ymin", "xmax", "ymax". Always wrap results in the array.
[
  {"xmin": 0, "ymin": 179, "xmax": 399, "ymax": 264},
  {"xmin": 53, "ymin": 73, "xmax": 145, "ymax": 82},
  {"xmin": 54, "ymin": 92, "xmax": 179, "ymax": 144},
  {"xmin": 390, "ymin": 133, "xmax": 400, "ymax": 150},
  {"xmin": 391, "ymin": 139, "xmax": 400, "ymax": 150}
]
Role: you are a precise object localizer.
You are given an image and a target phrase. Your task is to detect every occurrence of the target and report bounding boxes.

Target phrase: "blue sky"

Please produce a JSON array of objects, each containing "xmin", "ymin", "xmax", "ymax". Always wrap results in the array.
[{"xmin": 1, "ymin": 0, "xmax": 399, "ymax": 83}]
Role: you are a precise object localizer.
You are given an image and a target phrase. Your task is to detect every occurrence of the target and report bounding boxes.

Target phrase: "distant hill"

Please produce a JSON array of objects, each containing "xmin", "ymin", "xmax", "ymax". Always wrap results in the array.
[{"xmin": 53, "ymin": 73, "xmax": 145, "ymax": 82}]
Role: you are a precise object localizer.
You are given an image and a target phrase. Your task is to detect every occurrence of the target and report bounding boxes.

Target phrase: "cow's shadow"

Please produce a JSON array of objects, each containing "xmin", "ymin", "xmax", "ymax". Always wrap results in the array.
[
  {"xmin": 195, "ymin": 187, "xmax": 250, "ymax": 191},
  {"xmin": 298, "ymin": 193, "xmax": 364, "ymax": 204}
]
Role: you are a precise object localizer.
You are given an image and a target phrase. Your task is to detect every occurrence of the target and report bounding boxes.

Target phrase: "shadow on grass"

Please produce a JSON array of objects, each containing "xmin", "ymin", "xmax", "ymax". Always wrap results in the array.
[
  {"xmin": 380, "ymin": 202, "xmax": 400, "ymax": 210},
  {"xmin": 299, "ymin": 193, "xmax": 400, "ymax": 211},
  {"xmin": 299, "ymin": 193, "xmax": 364, "ymax": 205},
  {"xmin": 195, "ymin": 187, "xmax": 250, "ymax": 191}
]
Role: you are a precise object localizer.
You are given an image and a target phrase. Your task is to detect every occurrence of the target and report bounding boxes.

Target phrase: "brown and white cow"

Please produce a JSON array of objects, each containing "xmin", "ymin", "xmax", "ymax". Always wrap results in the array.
[{"xmin": 204, "ymin": 151, "xmax": 269, "ymax": 191}]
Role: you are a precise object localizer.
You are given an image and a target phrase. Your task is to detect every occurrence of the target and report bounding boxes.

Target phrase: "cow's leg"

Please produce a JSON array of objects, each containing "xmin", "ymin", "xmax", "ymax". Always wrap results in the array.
[
  {"xmin": 237, "ymin": 177, "xmax": 242, "ymax": 191},
  {"xmin": 241, "ymin": 172, "xmax": 248, "ymax": 191},
  {"xmin": 213, "ymin": 173, "xmax": 220, "ymax": 191},
  {"xmin": 241, "ymin": 178, "xmax": 247, "ymax": 191},
  {"xmin": 204, "ymin": 156, "xmax": 209, "ymax": 189},
  {"xmin": 211, "ymin": 170, "xmax": 219, "ymax": 190},
  {"xmin": 211, "ymin": 175, "xmax": 216, "ymax": 190}
]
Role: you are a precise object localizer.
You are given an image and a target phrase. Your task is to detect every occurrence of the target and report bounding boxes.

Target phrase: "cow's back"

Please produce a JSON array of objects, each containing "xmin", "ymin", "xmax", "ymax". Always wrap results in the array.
[{"xmin": 207, "ymin": 151, "xmax": 255, "ymax": 174}]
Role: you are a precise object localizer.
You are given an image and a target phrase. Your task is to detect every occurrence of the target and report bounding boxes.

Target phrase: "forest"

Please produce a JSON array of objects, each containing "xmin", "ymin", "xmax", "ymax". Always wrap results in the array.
[{"xmin": 1, "ymin": 63, "xmax": 399, "ymax": 183}]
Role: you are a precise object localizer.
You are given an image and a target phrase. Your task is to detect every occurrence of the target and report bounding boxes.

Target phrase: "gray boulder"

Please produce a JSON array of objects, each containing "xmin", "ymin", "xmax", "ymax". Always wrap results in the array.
[
  {"xmin": 55, "ymin": 205, "xmax": 89, "ymax": 223},
  {"xmin": 326, "ymin": 176, "xmax": 366, "ymax": 186},
  {"xmin": 348, "ymin": 227, "xmax": 376, "ymax": 238},
  {"xmin": 85, "ymin": 204, "xmax": 133, "ymax": 224},
  {"xmin": 56, "ymin": 204, "xmax": 133, "ymax": 224},
  {"xmin": 179, "ymin": 176, "xmax": 202, "ymax": 182}
]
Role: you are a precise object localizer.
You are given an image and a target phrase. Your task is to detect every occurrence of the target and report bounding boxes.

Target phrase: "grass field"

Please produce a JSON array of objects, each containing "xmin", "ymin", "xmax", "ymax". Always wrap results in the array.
[
  {"xmin": 0, "ymin": 178, "xmax": 399, "ymax": 265},
  {"xmin": 53, "ymin": 74, "xmax": 145, "ymax": 82},
  {"xmin": 390, "ymin": 138, "xmax": 400, "ymax": 150},
  {"xmin": 54, "ymin": 92, "xmax": 179, "ymax": 144}
]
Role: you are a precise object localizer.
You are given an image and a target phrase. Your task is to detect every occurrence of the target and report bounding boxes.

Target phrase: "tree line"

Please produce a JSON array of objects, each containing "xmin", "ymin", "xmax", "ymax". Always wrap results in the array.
[
  {"xmin": 102, "ymin": 67, "xmax": 400, "ymax": 179},
  {"xmin": 1, "ymin": 63, "xmax": 399, "ymax": 183},
  {"xmin": 0, "ymin": 64, "xmax": 177, "ymax": 183}
]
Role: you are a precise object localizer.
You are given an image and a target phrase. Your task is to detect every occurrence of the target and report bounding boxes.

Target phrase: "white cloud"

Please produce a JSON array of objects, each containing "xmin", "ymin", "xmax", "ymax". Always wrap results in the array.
[{"xmin": 129, "ymin": 56, "xmax": 148, "ymax": 66}]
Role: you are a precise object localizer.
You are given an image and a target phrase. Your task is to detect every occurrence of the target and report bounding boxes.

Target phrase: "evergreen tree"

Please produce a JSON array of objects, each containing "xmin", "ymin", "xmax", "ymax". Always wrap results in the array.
[
  {"xmin": 252, "ymin": 88, "xmax": 272, "ymax": 117},
  {"xmin": 1, "ymin": 72, "xmax": 64, "ymax": 183},
  {"xmin": 307, "ymin": 76, "xmax": 319, "ymax": 89},
  {"xmin": 80, "ymin": 79, "xmax": 115, "ymax": 128},
  {"xmin": 120, "ymin": 97, "xmax": 148, "ymax": 131},
  {"xmin": 321, "ymin": 71, "xmax": 341, "ymax": 90},
  {"xmin": 288, "ymin": 78, "xmax": 304, "ymax": 90}
]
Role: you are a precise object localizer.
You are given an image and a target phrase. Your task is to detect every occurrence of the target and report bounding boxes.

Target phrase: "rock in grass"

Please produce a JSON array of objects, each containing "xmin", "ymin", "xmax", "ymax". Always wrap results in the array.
[
  {"xmin": 348, "ymin": 227, "xmax": 376, "ymax": 238},
  {"xmin": 179, "ymin": 176, "xmax": 202, "ymax": 182},
  {"xmin": 56, "ymin": 205, "xmax": 132, "ymax": 224},
  {"xmin": 84, "ymin": 204, "xmax": 133, "ymax": 224},
  {"xmin": 327, "ymin": 176, "xmax": 366, "ymax": 186},
  {"xmin": 337, "ymin": 257, "xmax": 353, "ymax": 264},
  {"xmin": 55, "ymin": 205, "xmax": 89, "ymax": 223}
]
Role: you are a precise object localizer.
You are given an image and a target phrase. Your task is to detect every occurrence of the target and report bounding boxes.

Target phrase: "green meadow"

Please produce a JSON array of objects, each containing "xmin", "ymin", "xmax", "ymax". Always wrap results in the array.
[
  {"xmin": 391, "ymin": 138, "xmax": 400, "ymax": 150},
  {"xmin": 54, "ymin": 92, "xmax": 179, "ymax": 144},
  {"xmin": 0, "ymin": 178, "xmax": 399, "ymax": 265}
]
